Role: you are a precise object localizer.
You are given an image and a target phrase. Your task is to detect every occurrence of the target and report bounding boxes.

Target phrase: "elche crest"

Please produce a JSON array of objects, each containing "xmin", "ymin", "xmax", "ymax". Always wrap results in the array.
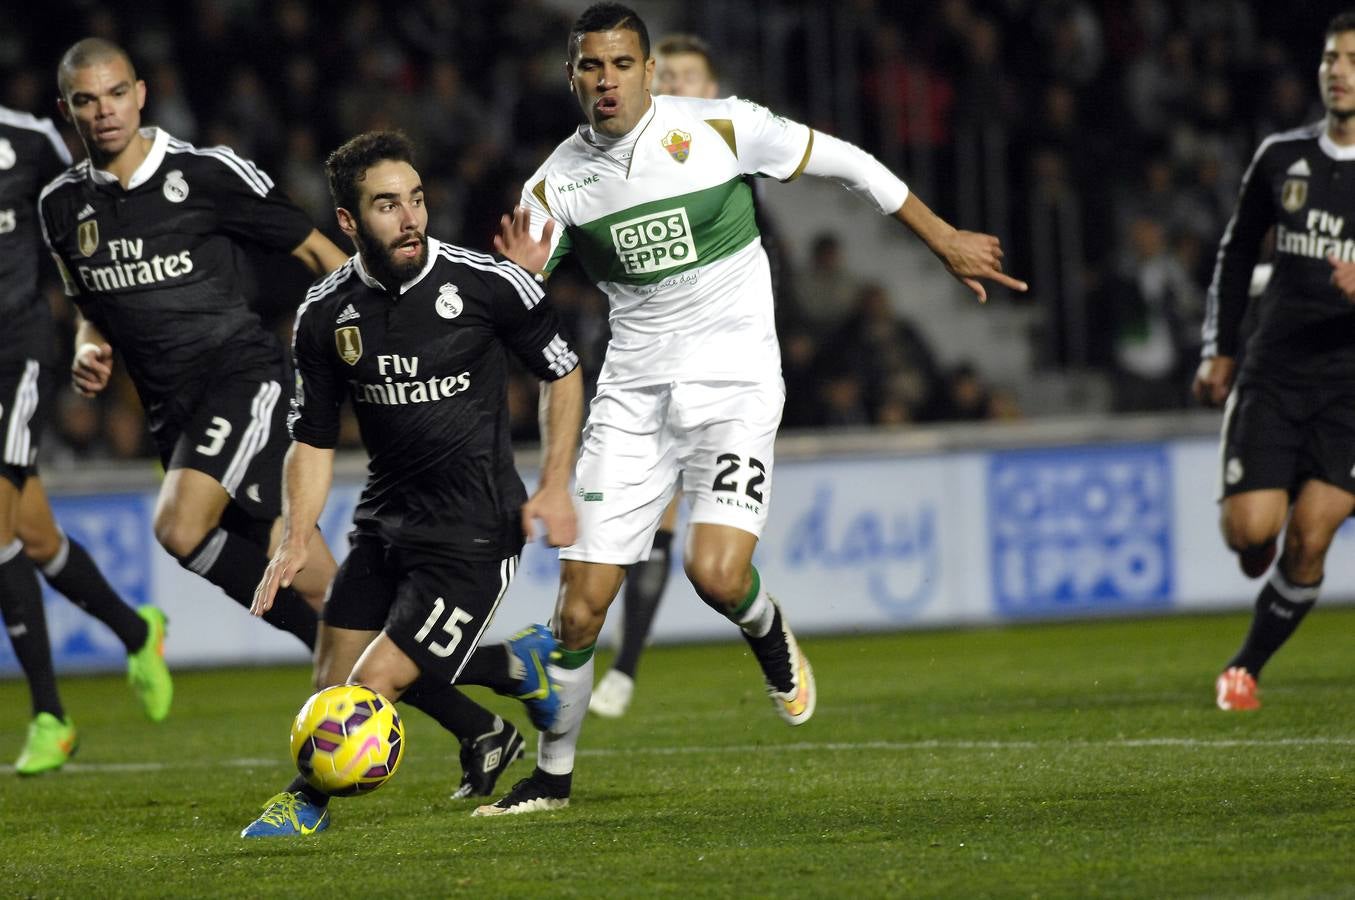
[{"xmin": 661, "ymin": 129, "xmax": 692, "ymax": 164}]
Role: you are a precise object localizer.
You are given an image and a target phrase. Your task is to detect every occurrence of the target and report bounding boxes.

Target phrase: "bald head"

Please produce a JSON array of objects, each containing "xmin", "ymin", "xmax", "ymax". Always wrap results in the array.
[{"xmin": 58, "ymin": 38, "xmax": 136, "ymax": 98}]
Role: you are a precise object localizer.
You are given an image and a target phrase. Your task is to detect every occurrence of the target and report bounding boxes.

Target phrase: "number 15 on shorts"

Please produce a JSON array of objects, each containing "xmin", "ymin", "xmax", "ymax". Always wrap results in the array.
[{"xmin": 413, "ymin": 597, "xmax": 473, "ymax": 658}]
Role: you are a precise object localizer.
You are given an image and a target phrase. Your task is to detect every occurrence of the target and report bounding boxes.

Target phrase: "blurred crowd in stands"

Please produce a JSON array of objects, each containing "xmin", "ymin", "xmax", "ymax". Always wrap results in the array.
[{"xmin": 2, "ymin": 0, "xmax": 1336, "ymax": 461}]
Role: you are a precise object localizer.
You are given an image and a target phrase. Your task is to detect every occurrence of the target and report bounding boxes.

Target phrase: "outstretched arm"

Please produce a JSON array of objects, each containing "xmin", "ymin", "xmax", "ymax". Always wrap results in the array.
[
  {"xmin": 799, "ymin": 128, "xmax": 1026, "ymax": 302},
  {"xmin": 893, "ymin": 192, "xmax": 1028, "ymax": 302}
]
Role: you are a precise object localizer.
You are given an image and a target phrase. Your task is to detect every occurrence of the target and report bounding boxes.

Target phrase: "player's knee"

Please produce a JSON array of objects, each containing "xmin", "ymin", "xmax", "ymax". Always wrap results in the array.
[
  {"xmin": 1220, "ymin": 512, "xmax": 1279, "ymax": 554},
  {"xmin": 19, "ymin": 532, "xmax": 62, "ymax": 567},
  {"xmin": 1282, "ymin": 524, "xmax": 1334, "ymax": 573},
  {"xmin": 153, "ymin": 510, "xmax": 212, "ymax": 560},
  {"xmin": 312, "ymin": 657, "xmax": 346, "ymax": 693},
  {"xmin": 348, "ymin": 672, "xmax": 407, "ymax": 703},
  {"xmin": 684, "ymin": 556, "xmax": 747, "ymax": 609},
  {"xmin": 555, "ymin": 600, "xmax": 606, "ymax": 646}
]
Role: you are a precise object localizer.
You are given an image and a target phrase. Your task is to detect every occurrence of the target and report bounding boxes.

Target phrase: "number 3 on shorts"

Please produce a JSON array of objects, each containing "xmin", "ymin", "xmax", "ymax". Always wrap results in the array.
[
  {"xmin": 414, "ymin": 597, "xmax": 474, "ymax": 658},
  {"xmin": 195, "ymin": 416, "xmax": 232, "ymax": 457}
]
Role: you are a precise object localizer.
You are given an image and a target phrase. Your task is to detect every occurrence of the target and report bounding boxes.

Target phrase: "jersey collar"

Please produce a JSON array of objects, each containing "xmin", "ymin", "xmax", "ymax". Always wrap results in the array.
[
  {"xmin": 86, "ymin": 127, "xmax": 169, "ymax": 190},
  {"xmin": 580, "ymin": 98, "xmax": 657, "ymax": 175},
  {"xmin": 1319, "ymin": 130, "xmax": 1355, "ymax": 161},
  {"xmin": 354, "ymin": 236, "xmax": 442, "ymax": 295}
]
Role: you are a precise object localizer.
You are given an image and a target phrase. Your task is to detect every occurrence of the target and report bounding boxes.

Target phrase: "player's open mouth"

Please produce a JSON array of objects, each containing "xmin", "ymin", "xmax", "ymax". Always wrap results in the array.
[
  {"xmin": 595, "ymin": 96, "xmax": 619, "ymax": 115},
  {"xmin": 393, "ymin": 237, "xmax": 422, "ymax": 259}
]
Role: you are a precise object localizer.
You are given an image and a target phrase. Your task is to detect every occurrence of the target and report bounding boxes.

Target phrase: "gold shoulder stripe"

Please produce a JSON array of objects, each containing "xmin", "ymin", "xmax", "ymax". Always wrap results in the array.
[
  {"xmin": 531, "ymin": 179, "xmax": 552, "ymax": 215},
  {"xmin": 783, "ymin": 129, "xmax": 815, "ymax": 183},
  {"xmin": 704, "ymin": 118, "xmax": 737, "ymax": 157}
]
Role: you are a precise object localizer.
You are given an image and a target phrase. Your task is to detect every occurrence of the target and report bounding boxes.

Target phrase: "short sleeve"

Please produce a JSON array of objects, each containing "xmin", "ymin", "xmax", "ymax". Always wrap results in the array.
[
  {"xmin": 724, "ymin": 97, "xmax": 813, "ymax": 181},
  {"xmin": 520, "ymin": 172, "xmax": 573, "ymax": 277},
  {"xmin": 201, "ymin": 147, "xmax": 316, "ymax": 253}
]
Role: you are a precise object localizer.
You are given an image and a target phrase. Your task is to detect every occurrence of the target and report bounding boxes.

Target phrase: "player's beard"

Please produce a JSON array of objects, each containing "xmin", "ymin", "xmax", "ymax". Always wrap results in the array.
[{"xmin": 356, "ymin": 226, "xmax": 428, "ymax": 289}]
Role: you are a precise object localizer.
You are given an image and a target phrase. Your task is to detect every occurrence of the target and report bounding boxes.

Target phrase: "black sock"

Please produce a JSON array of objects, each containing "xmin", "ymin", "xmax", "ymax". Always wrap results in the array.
[
  {"xmin": 179, "ymin": 529, "xmax": 317, "ymax": 649},
  {"xmin": 614, "ymin": 529, "xmax": 672, "ymax": 678},
  {"xmin": 41, "ymin": 534, "xmax": 148, "ymax": 653},
  {"xmin": 1227, "ymin": 566, "xmax": 1319, "ymax": 677},
  {"xmin": 402, "ymin": 677, "xmax": 498, "ymax": 742},
  {"xmin": 743, "ymin": 604, "xmax": 794, "ymax": 693},
  {"xmin": 286, "ymin": 773, "xmax": 330, "ymax": 808},
  {"xmin": 458, "ymin": 643, "xmax": 519, "ymax": 695},
  {"xmin": 0, "ymin": 542, "xmax": 63, "ymax": 719}
]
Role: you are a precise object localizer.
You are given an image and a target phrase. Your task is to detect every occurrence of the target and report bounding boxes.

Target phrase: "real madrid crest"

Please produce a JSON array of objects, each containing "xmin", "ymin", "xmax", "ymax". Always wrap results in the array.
[
  {"xmin": 661, "ymin": 129, "xmax": 692, "ymax": 164},
  {"xmin": 77, "ymin": 219, "xmax": 100, "ymax": 258},
  {"xmin": 1281, "ymin": 177, "xmax": 1307, "ymax": 213},
  {"xmin": 436, "ymin": 282, "xmax": 463, "ymax": 319},
  {"xmin": 163, "ymin": 169, "xmax": 189, "ymax": 203},
  {"xmin": 335, "ymin": 325, "xmax": 363, "ymax": 365}
]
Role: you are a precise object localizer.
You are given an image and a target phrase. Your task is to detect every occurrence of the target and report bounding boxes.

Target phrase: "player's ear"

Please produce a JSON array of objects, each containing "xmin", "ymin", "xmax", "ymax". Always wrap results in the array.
[
  {"xmin": 564, "ymin": 60, "xmax": 574, "ymax": 88},
  {"xmin": 56, "ymin": 97, "xmax": 71, "ymax": 123},
  {"xmin": 336, "ymin": 207, "xmax": 357, "ymax": 239},
  {"xmin": 135, "ymin": 79, "xmax": 146, "ymax": 111}
]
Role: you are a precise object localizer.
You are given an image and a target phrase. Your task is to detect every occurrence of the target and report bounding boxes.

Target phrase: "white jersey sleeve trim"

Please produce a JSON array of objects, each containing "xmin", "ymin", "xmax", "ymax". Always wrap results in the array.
[
  {"xmin": 0, "ymin": 107, "xmax": 72, "ymax": 166},
  {"xmin": 437, "ymin": 244, "xmax": 544, "ymax": 309}
]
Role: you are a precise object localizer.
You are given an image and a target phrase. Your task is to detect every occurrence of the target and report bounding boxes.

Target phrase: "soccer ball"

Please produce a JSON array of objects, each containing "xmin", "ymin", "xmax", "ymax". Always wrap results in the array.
[{"xmin": 290, "ymin": 684, "xmax": 405, "ymax": 797}]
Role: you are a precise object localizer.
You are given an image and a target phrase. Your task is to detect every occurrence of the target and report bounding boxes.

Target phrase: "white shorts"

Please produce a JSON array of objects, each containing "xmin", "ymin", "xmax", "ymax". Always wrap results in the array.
[{"xmin": 561, "ymin": 378, "xmax": 785, "ymax": 565}]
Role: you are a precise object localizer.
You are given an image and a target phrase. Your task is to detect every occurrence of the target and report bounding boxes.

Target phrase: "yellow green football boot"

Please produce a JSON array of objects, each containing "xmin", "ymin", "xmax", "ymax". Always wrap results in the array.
[
  {"xmin": 127, "ymin": 606, "xmax": 172, "ymax": 722},
  {"xmin": 15, "ymin": 712, "xmax": 78, "ymax": 775}
]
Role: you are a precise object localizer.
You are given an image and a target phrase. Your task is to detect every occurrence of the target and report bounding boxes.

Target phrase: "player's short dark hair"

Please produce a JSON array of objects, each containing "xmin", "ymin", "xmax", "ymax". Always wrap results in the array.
[
  {"xmin": 1328, "ymin": 11, "xmax": 1355, "ymax": 38},
  {"xmin": 569, "ymin": 3, "xmax": 650, "ymax": 61},
  {"xmin": 655, "ymin": 33, "xmax": 718, "ymax": 80},
  {"xmin": 57, "ymin": 37, "xmax": 136, "ymax": 96},
  {"xmin": 325, "ymin": 130, "xmax": 417, "ymax": 212}
]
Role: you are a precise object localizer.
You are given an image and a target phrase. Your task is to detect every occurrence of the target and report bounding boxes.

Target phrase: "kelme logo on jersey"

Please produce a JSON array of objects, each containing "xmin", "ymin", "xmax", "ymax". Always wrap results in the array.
[
  {"xmin": 610, "ymin": 208, "xmax": 698, "ymax": 276},
  {"xmin": 77, "ymin": 220, "xmax": 99, "ymax": 257},
  {"xmin": 0, "ymin": 209, "xmax": 14, "ymax": 234},
  {"xmin": 163, "ymin": 170, "xmax": 189, "ymax": 203},
  {"xmin": 436, "ymin": 282, "xmax": 463, "ymax": 319},
  {"xmin": 336, "ymin": 326, "xmax": 363, "ymax": 365},
  {"xmin": 661, "ymin": 129, "xmax": 691, "ymax": 163}
]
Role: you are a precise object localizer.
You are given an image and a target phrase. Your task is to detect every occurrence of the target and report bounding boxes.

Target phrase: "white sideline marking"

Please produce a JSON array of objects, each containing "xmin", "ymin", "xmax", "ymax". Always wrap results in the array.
[{"xmin": 2, "ymin": 737, "xmax": 1353, "ymax": 775}]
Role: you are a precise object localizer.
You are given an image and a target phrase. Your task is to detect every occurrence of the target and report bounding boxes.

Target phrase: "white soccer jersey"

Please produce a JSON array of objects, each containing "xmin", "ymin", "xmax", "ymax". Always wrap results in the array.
[{"xmin": 521, "ymin": 94, "xmax": 813, "ymax": 388}]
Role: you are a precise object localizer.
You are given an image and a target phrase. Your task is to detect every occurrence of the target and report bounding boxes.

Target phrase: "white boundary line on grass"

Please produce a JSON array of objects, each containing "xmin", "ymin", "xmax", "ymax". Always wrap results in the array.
[{"xmin": 4, "ymin": 736, "xmax": 1354, "ymax": 775}]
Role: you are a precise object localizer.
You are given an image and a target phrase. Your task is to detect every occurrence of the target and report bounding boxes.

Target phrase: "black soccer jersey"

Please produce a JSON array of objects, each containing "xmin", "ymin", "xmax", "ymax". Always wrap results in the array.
[
  {"xmin": 290, "ymin": 237, "xmax": 579, "ymax": 560},
  {"xmin": 37, "ymin": 127, "xmax": 314, "ymax": 426},
  {"xmin": 1204, "ymin": 121, "xmax": 1355, "ymax": 383},
  {"xmin": 0, "ymin": 106, "xmax": 71, "ymax": 368}
]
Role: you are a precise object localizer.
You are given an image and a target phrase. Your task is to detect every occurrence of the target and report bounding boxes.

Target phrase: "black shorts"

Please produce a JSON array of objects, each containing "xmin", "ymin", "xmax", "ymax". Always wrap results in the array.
[
  {"xmin": 1218, "ymin": 378, "xmax": 1355, "ymax": 499},
  {"xmin": 0, "ymin": 358, "xmax": 50, "ymax": 490},
  {"xmin": 161, "ymin": 377, "xmax": 288, "ymax": 520},
  {"xmin": 323, "ymin": 535, "xmax": 519, "ymax": 683}
]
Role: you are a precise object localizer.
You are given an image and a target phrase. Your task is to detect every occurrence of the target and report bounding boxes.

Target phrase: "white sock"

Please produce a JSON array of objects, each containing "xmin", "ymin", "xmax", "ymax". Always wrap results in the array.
[
  {"xmin": 537, "ymin": 656, "xmax": 594, "ymax": 776},
  {"xmin": 736, "ymin": 583, "xmax": 775, "ymax": 639}
]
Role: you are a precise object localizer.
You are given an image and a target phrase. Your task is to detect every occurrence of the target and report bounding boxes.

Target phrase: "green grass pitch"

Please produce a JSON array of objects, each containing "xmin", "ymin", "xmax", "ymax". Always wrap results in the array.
[{"xmin": 2, "ymin": 608, "xmax": 1353, "ymax": 898}]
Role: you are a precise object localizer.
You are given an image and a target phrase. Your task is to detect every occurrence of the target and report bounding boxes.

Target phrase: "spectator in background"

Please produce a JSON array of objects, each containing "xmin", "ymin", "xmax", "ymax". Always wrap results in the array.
[
  {"xmin": 1111, "ymin": 215, "xmax": 1199, "ymax": 410},
  {"xmin": 819, "ymin": 282, "xmax": 945, "ymax": 424},
  {"xmin": 790, "ymin": 232, "xmax": 861, "ymax": 333}
]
